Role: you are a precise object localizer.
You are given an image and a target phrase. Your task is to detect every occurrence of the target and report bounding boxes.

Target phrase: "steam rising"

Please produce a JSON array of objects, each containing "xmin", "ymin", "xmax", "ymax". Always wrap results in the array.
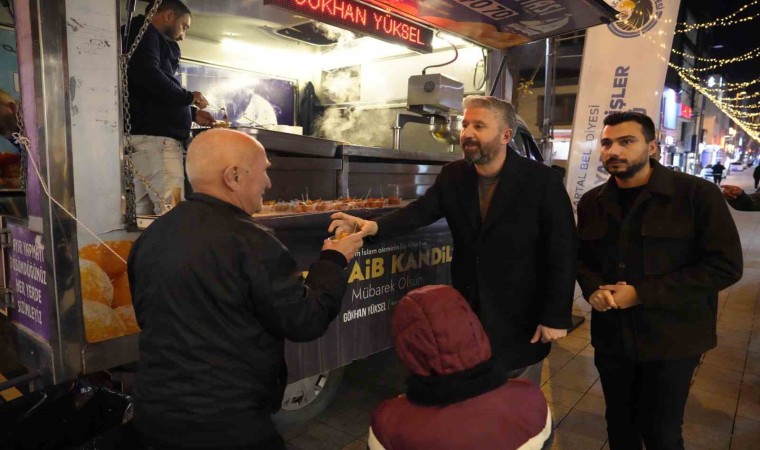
[
  {"xmin": 316, "ymin": 107, "xmax": 396, "ymax": 147},
  {"xmin": 321, "ymin": 66, "xmax": 361, "ymax": 104},
  {"xmin": 313, "ymin": 22, "xmax": 357, "ymax": 44}
]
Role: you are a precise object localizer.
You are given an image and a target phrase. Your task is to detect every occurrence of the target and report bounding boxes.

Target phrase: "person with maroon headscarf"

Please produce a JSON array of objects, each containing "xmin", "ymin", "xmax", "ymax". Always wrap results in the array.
[{"xmin": 369, "ymin": 285, "xmax": 552, "ymax": 450}]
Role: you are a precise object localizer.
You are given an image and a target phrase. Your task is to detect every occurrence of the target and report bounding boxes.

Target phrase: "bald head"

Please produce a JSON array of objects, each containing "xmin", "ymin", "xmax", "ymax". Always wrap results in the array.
[
  {"xmin": 187, "ymin": 129, "xmax": 271, "ymax": 214},
  {"xmin": 187, "ymin": 129, "xmax": 258, "ymax": 186}
]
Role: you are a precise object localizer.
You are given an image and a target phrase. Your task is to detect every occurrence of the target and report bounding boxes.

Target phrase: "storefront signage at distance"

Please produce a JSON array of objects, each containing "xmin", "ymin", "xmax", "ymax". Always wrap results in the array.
[
  {"xmin": 264, "ymin": 0, "xmax": 434, "ymax": 53},
  {"xmin": 680, "ymin": 104, "xmax": 692, "ymax": 120}
]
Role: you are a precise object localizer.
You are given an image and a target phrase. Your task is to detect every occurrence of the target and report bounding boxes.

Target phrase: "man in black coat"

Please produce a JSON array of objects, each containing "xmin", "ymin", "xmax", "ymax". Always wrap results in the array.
[
  {"xmin": 711, "ymin": 160, "xmax": 726, "ymax": 185},
  {"xmin": 329, "ymin": 96, "xmax": 578, "ymax": 386},
  {"xmin": 576, "ymin": 112, "xmax": 743, "ymax": 450},
  {"xmin": 125, "ymin": 0, "xmax": 215, "ymax": 214},
  {"xmin": 129, "ymin": 129, "xmax": 365, "ymax": 449}
]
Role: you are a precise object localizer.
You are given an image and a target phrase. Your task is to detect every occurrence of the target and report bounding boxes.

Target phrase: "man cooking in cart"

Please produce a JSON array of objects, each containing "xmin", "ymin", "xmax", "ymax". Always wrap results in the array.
[{"xmin": 125, "ymin": 0, "xmax": 215, "ymax": 215}]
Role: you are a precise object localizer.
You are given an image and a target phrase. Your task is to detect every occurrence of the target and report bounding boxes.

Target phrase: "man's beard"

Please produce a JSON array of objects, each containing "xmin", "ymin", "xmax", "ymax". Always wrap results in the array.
[
  {"xmin": 604, "ymin": 155, "xmax": 648, "ymax": 180},
  {"xmin": 462, "ymin": 137, "xmax": 501, "ymax": 165}
]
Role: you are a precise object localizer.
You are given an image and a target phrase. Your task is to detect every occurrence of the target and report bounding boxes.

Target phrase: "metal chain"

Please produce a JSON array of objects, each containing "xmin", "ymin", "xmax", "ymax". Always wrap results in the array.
[
  {"xmin": 121, "ymin": 0, "xmax": 170, "ymax": 222},
  {"xmin": 13, "ymin": 105, "xmax": 128, "ymax": 265},
  {"xmin": 1, "ymin": 1, "xmax": 168, "ymax": 263}
]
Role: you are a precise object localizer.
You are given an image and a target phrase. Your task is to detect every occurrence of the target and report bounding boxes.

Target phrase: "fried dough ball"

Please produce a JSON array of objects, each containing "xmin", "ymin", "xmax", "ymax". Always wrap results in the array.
[
  {"xmin": 83, "ymin": 300, "xmax": 126, "ymax": 342},
  {"xmin": 80, "ymin": 259, "xmax": 114, "ymax": 307},
  {"xmin": 79, "ymin": 241, "xmax": 133, "ymax": 279},
  {"xmin": 114, "ymin": 305, "xmax": 141, "ymax": 335}
]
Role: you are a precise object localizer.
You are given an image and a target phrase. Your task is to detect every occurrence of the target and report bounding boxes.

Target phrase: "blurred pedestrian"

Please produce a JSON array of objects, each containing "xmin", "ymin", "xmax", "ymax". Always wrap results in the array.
[{"xmin": 712, "ymin": 160, "xmax": 726, "ymax": 185}]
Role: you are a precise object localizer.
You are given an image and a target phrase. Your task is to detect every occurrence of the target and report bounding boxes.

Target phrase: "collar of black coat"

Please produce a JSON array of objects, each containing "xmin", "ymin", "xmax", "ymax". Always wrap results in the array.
[
  {"xmin": 405, "ymin": 357, "xmax": 508, "ymax": 406},
  {"xmin": 189, "ymin": 193, "xmax": 252, "ymax": 218},
  {"xmin": 592, "ymin": 159, "xmax": 675, "ymax": 222},
  {"xmin": 595, "ymin": 158, "xmax": 676, "ymax": 199}
]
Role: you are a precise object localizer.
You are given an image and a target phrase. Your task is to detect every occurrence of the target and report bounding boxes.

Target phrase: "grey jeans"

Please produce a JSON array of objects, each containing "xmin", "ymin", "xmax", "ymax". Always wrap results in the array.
[{"xmin": 130, "ymin": 135, "xmax": 185, "ymax": 215}]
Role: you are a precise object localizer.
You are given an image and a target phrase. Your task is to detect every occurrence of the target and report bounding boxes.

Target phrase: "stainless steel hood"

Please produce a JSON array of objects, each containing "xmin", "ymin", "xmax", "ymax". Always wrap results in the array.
[
  {"xmin": 184, "ymin": 0, "xmax": 307, "ymax": 30},
  {"xmin": 178, "ymin": 0, "xmax": 618, "ymax": 51},
  {"xmin": 183, "ymin": 0, "xmax": 342, "ymax": 47}
]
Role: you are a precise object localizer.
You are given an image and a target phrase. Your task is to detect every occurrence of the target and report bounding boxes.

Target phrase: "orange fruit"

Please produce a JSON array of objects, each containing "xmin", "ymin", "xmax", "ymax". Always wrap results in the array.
[
  {"xmin": 83, "ymin": 300, "xmax": 126, "ymax": 342},
  {"xmin": 111, "ymin": 272, "xmax": 132, "ymax": 308},
  {"xmin": 79, "ymin": 259, "xmax": 114, "ymax": 307},
  {"xmin": 114, "ymin": 305, "xmax": 140, "ymax": 335},
  {"xmin": 79, "ymin": 240, "xmax": 133, "ymax": 279}
]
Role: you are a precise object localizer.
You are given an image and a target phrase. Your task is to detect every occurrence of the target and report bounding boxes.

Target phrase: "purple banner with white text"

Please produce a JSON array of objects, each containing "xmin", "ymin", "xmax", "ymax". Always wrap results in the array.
[{"xmin": 8, "ymin": 223, "xmax": 50, "ymax": 342}]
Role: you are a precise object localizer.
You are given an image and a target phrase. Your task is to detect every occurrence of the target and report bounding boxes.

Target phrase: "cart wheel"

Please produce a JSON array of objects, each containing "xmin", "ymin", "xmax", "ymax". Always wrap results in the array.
[{"xmin": 272, "ymin": 367, "xmax": 344, "ymax": 429}]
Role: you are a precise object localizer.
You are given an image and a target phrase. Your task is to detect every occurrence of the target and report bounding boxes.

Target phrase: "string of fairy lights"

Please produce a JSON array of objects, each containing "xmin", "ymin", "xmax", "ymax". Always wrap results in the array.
[
  {"xmin": 675, "ymin": 0, "xmax": 760, "ymax": 33},
  {"xmin": 517, "ymin": 1, "xmax": 760, "ymax": 141},
  {"xmin": 671, "ymin": 47, "xmax": 760, "ymax": 73},
  {"xmin": 664, "ymin": 1, "xmax": 760, "ymax": 142}
]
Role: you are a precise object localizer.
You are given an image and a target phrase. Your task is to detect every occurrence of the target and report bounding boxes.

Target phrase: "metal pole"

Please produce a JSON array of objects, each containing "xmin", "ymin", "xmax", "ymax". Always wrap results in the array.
[
  {"xmin": 122, "ymin": 0, "xmax": 138, "ymax": 54},
  {"xmin": 695, "ymin": 93, "xmax": 706, "ymax": 174},
  {"xmin": 541, "ymin": 37, "xmax": 555, "ymax": 165},
  {"xmin": 488, "ymin": 52, "xmax": 508, "ymax": 97},
  {"xmin": 0, "ymin": 370, "xmax": 40, "ymax": 392}
]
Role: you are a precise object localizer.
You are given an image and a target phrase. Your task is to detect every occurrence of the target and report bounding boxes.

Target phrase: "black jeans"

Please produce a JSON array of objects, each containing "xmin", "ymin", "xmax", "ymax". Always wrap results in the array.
[
  {"xmin": 713, "ymin": 175, "xmax": 722, "ymax": 185},
  {"xmin": 594, "ymin": 353, "xmax": 700, "ymax": 450}
]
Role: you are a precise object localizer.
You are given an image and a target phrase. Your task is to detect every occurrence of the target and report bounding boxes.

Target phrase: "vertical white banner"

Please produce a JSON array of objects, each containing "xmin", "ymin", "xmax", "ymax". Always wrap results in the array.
[{"xmin": 565, "ymin": 0, "xmax": 681, "ymax": 212}]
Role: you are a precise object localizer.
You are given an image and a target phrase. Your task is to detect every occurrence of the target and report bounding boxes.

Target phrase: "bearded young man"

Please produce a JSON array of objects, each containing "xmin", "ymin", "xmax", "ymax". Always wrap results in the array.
[
  {"xmin": 576, "ymin": 112, "xmax": 743, "ymax": 450},
  {"xmin": 125, "ymin": 0, "xmax": 215, "ymax": 214},
  {"xmin": 329, "ymin": 96, "xmax": 578, "ymax": 386}
]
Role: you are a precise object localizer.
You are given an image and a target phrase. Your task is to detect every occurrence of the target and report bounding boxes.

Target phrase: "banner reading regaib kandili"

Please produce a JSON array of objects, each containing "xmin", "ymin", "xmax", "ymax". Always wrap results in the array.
[{"xmin": 565, "ymin": 0, "xmax": 681, "ymax": 212}]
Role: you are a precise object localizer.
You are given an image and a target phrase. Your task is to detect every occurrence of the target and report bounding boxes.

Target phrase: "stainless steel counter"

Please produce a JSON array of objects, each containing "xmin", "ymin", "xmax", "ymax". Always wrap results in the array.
[
  {"xmin": 194, "ymin": 126, "xmax": 462, "ymax": 163},
  {"xmin": 339, "ymin": 144, "xmax": 460, "ymax": 163},
  {"xmin": 195, "ymin": 127, "xmax": 338, "ymax": 158}
]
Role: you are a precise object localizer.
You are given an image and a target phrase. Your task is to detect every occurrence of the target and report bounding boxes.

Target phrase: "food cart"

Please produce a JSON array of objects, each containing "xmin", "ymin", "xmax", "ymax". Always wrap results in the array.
[{"xmin": 0, "ymin": 0, "xmax": 617, "ymax": 435}]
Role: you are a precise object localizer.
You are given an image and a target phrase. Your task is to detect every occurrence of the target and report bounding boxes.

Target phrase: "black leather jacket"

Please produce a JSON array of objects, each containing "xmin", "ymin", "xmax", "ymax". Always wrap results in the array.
[{"xmin": 128, "ymin": 194, "xmax": 348, "ymax": 447}]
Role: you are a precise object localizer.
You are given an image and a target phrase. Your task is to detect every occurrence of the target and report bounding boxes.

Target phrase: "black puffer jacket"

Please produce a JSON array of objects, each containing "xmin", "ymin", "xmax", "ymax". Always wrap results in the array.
[{"xmin": 128, "ymin": 194, "xmax": 348, "ymax": 447}]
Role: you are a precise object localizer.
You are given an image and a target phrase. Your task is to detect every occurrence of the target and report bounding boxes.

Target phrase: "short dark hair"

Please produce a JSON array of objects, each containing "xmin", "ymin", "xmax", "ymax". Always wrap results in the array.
[
  {"xmin": 145, "ymin": 0, "xmax": 191, "ymax": 17},
  {"xmin": 603, "ymin": 111, "xmax": 656, "ymax": 143}
]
